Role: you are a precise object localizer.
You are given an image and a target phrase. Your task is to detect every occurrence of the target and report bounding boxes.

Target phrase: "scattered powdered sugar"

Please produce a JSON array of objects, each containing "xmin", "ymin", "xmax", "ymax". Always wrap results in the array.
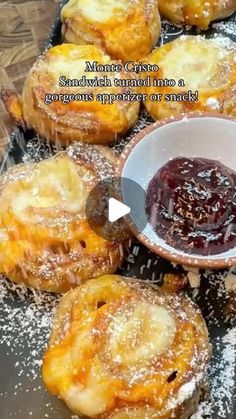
[
  {"xmin": 0, "ymin": 8, "xmax": 235, "ymax": 418},
  {"xmin": 210, "ymin": 33, "xmax": 236, "ymax": 49},
  {"xmin": 191, "ymin": 327, "xmax": 236, "ymax": 418},
  {"xmin": 178, "ymin": 378, "xmax": 196, "ymax": 401},
  {"xmin": 0, "ymin": 277, "xmax": 58, "ymax": 381},
  {"xmin": 0, "ymin": 276, "xmax": 65, "ymax": 418},
  {"xmin": 168, "ymin": 376, "xmax": 201, "ymax": 412},
  {"xmin": 21, "ymin": 136, "xmax": 59, "ymax": 163},
  {"xmin": 0, "ymin": 277, "xmax": 84, "ymax": 418},
  {"xmin": 212, "ymin": 17, "xmax": 236, "ymax": 37},
  {"xmin": 186, "ymin": 269, "xmax": 201, "ymax": 288},
  {"xmin": 112, "ymin": 111, "xmax": 153, "ymax": 153},
  {"xmin": 205, "ymin": 97, "xmax": 220, "ymax": 110},
  {"xmin": 0, "ymin": 247, "xmax": 236, "ymax": 417},
  {"xmin": 121, "ymin": 246, "xmax": 236, "ymax": 417},
  {"xmin": 224, "ymin": 271, "xmax": 236, "ymax": 291},
  {"xmin": 189, "ymin": 268, "xmax": 236, "ymax": 418}
]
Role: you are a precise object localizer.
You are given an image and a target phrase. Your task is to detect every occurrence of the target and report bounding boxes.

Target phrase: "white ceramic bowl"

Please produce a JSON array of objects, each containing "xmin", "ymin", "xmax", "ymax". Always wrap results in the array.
[{"xmin": 118, "ymin": 114, "xmax": 236, "ymax": 268}]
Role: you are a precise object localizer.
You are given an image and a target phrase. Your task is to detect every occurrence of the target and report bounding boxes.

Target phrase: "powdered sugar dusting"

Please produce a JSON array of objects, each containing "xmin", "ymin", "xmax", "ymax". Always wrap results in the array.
[
  {"xmin": 120, "ymin": 244, "xmax": 236, "ymax": 418},
  {"xmin": 0, "ymin": 244, "xmax": 236, "ymax": 417},
  {"xmin": 0, "ymin": 276, "xmax": 67, "ymax": 417},
  {"xmin": 0, "ymin": 7, "xmax": 236, "ymax": 418},
  {"xmin": 191, "ymin": 327, "xmax": 236, "ymax": 418},
  {"xmin": 212, "ymin": 15, "xmax": 236, "ymax": 37},
  {"xmin": 112, "ymin": 111, "xmax": 153, "ymax": 153},
  {"xmin": 0, "ymin": 277, "xmax": 58, "ymax": 380}
]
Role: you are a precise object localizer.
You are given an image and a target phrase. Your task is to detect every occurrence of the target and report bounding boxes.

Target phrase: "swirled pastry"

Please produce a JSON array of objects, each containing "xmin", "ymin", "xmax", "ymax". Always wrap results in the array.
[
  {"xmin": 42, "ymin": 275, "xmax": 211, "ymax": 418},
  {"xmin": 61, "ymin": 0, "xmax": 161, "ymax": 61},
  {"xmin": 142, "ymin": 35, "xmax": 236, "ymax": 120},
  {"xmin": 1, "ymin": 44, "xmax": 140, "ymax": 145},
  {"xmin": 0, "ymin": 144, "xmax": 125, "ymax": 293},
  {"xmin": 158, "ymin": 0, "xmax": 236, "ymax": 29}
]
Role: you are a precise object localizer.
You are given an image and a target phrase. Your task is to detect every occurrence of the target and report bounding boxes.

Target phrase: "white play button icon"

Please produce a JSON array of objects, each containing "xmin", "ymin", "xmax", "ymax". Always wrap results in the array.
[
  {"xmin": 108, "ymin": 198, "xmax": 130, "ymax": 223},
  {"xmin": 85, "ymin": 177, "xmax": 147, "ymax": 241}
]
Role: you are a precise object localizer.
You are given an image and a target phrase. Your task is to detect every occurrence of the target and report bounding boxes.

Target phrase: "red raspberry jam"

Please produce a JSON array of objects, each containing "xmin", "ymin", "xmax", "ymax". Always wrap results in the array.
[{"xmin": 145, "ymin": 157, "xmax": 236, "ymax": 255}]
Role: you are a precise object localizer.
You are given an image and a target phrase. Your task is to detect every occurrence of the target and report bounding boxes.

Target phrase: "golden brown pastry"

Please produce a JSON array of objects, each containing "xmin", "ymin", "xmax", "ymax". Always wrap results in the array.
[
  {"xmin": 61, "ymin": 0, "xmax": 161, "ymax": 61},
  {"xmin": 0, "ymin": 144, "xmax": 125, "ymax": 293},
  {"xmin": 158, "ymin": 0, "xmax": 236, "ymax": 29},
  {"xmin": 1, "ymin": 44, "xmax": 140, "ymax": 145},
  {"xmin": 42, "ymin": 274, "xmax": 211, "ymax": 418},
  {"xmin": 142, "ymin": 35, "xmax": 236, "ymax": 120}
]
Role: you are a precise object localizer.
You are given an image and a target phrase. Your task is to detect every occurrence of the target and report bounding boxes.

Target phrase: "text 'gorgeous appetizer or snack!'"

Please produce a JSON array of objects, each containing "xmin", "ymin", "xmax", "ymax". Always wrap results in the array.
[
  {"xmin": 146, "ymin": 157, "xmax": 236, "ymax": 256},
  {"xmin": 2, "ymin": 44, "xmax": 140, "ymax": 145}
]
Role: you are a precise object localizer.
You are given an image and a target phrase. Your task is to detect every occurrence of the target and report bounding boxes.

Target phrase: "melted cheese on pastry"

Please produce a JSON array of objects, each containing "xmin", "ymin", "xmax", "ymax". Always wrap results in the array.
[
  {"xmin": 42, "ymin": 275, "xmax": 211, "ymax": 418},
  {"xmin": 107, "ymin": 303, "xmax": 176, "ymax": 366},
  {"xmin": 61, "ymin": 0, "xmax": 161, "ymax": 61},
  {"xmin": 159, "ymin": 38, "xmax": 232, "ymax": 90},
  {"xmin": 0, "ymin": 144, "xmax": 124, "ymax": 292},
  {"xmin": 42, "ymin": 44, "xmax": 112, "ymax": 84},
  {"xmin": 62, "ymin": 0, "xmax": 128, "ymax": 22},
  {"xmin": 143, "ymin": 36, "xmax": 236, "ymax": 120},
  {"xmin": 20, "ymin": 44, "xmax": 140, "ymax": 145},
  {"xmin": 1, "ymin": 158, "xmax": 85, "ymax": 225},
  {"xmin": 158, "ymin": 0, "xmax": 236, "ymax": 29}
]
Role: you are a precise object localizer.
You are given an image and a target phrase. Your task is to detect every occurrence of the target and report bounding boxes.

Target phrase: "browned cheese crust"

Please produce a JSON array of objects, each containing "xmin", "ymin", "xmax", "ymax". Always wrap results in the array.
[
  {"xmin": 158, "ymin": 0, "xmax": 236, "ymax": 29},
  {"xmin": 61, "ymin": 0, "xmax": 161, "ymax": 61},
  {"xmin": 142, "ymin": 35, "xmax": 236, "ymax": 120},
  {"xmin": 2, "ymin": 44, "xmax": 140, "ymax": 145},
  {"xmin": 43, "ymin": 275, "xmax": 211, "ymax": 417},
  {"xmin": 0, "ymin": 144, "xmax": 127, "ymax": 292}
]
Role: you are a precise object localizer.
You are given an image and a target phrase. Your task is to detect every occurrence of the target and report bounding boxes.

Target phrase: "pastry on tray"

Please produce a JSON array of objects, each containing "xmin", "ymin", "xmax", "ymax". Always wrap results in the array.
[
  {"xmin": 61, "ymin": 0, "xmax": 161, "ymax": 62},
  {"xmin": 42, "ymin": 274, "xmax": 211, "ymax": 418},
  {"xmin": 142, "ymin": 35, "xmax": 236, "ymax": 120},
  {"xmin": 0, "ymin": 143, "xmax": 126, "ymax": 293},
  {"xmin": 158, "ymin": 0, "xmax": 236, "ymax": 29},
  {"xmin": 1, "ymin": 44, "xmax": 140, "ymax": 145}
]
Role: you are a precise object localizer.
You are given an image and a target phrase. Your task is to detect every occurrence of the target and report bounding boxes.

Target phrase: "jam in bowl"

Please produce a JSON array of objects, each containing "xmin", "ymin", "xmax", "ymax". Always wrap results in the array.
[{"xmin": 145, "ymin": 157, "xmax": 236, "ymax": 256}]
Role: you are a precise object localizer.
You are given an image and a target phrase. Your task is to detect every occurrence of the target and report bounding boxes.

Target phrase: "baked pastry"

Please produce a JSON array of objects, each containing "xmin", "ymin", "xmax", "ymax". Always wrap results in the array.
[
  {"xmin": 158, "ymin": 0, "xmax": 236, "ymax": 29},
  {"xmin": 142, "ymin": 35, "xmax": 236, "ymax": 120},
  {"xmin": 42, "ymin": 274, "xmax": 211, "ymax": 418},
  {"xmin": 61, "ymin": 0, "xmax": 161, "ymax": 61},
  {"xmin": 0, "ymin": 144, "xmax": 125, "ymax": 293},
  {"xmin": 1, "ymin": 44, "xmax": 140, "ymax": 145}
]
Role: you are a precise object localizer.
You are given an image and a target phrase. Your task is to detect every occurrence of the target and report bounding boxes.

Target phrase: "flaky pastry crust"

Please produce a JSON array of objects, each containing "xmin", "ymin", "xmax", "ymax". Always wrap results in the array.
[
  {"xmin": 1, "ymin": 44, "xmax": 140, "ymax": 145},
  {"xmin": 0, "ymin": 144, "xmax": 125, "ymax": 293},
  {"xmin": 158, "ymin": 0, "xmax": 236, "ymax": 29},
  {"xmin": 61, "ymin": 0, "xmax": 161, "ymax": 62},
  {"xmin": 42, "ymin": 275, "xmax": 211, "ymax": 418},
  {"xmin": 142, "ymin": 35, "xmax": 236, "ymax": 120}
]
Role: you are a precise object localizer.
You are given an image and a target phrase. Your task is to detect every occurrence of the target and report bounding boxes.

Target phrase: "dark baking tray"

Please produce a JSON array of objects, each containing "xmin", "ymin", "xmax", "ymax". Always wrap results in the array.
[{"xmin": 0, "ymin": 1, "xmax": 236, "ymax": 418}]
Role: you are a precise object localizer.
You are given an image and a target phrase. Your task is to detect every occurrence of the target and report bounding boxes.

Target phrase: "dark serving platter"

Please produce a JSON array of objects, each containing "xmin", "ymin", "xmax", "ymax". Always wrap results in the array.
[{"xmin": 0, "ymin": 1, "xmax": 236, "ymax": 418}]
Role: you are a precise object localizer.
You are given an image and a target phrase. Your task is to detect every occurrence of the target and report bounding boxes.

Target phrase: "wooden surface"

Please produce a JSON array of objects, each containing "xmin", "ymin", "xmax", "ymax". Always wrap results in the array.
[{"xmin": 0, "ymin": 0, "xmax": 59, "ymax": 155}]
